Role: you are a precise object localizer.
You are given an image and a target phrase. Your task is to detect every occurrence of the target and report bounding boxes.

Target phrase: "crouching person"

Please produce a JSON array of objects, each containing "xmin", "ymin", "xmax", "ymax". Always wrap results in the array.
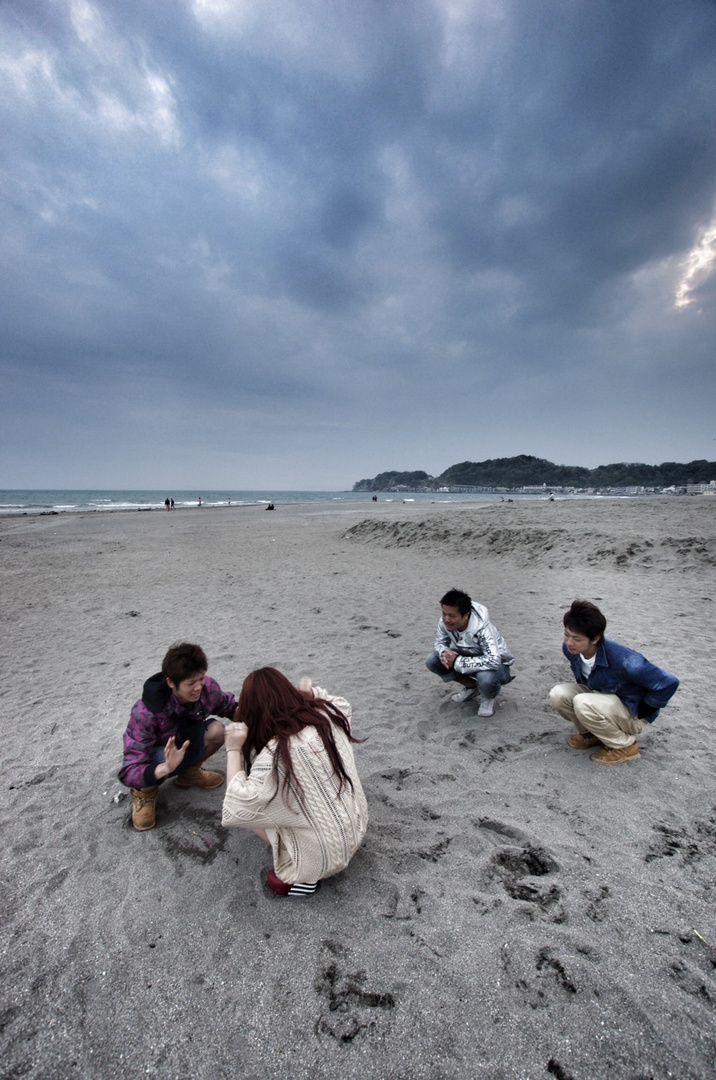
[
  {"xmin": 550, "ymin": 600, "xmax": 679, "ymax": 765},
  {"xmin": 119, "ymin": 642, "xmax": 239, "ymax": 830},
  {"xmin": 426, "ymin": 588, "xmax": 514, "ymax": 717},
  {"xmin": 222, "ymin": 669, "xmax": 368, "ymax": 897}
]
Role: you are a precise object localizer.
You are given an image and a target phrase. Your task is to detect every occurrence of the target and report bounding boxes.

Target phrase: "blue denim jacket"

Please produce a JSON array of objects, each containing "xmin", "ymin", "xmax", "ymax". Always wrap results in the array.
[{"xmin": 563, "ymin": 637, "xmax": 678, "ymax": 722}]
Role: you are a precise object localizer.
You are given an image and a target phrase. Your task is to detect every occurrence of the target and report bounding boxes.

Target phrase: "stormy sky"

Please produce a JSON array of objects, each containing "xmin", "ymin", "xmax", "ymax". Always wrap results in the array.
[{"xmin": 1, "ymin": 0, "xmax": 715, "ymax": 490}]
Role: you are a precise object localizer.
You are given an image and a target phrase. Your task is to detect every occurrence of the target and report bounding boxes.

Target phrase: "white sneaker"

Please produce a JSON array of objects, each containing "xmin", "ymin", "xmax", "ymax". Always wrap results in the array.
[
  {"xmin": 451, "ymin": 686, "xmax": 478, "ymax": 703},
  {"xmin": 478, "ymin": 697, "xmax": 497, "ymax": 717}
]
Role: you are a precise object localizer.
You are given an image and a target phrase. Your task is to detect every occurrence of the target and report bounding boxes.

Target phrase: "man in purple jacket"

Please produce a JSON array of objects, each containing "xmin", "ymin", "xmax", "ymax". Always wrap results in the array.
[
  {"xmin": 119, "ymin": 642, "xmax": 239, "ymax": 830},
  {"xmin": 549, "ymin": 600, "xmax": 679, "ymax": 765}
]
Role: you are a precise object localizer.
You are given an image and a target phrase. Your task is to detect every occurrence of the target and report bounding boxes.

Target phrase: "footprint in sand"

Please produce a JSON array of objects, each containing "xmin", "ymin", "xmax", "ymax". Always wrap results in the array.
[{"xmin": 314, "ymin": 939, "xmax": 396, "ymax": 1043}]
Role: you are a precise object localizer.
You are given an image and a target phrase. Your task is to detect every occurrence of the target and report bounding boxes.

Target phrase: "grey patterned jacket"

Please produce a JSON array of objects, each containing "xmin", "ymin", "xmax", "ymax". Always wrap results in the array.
[{"xmin": 434, "ymin": 603, "xmax": 514, "ymax": 674}]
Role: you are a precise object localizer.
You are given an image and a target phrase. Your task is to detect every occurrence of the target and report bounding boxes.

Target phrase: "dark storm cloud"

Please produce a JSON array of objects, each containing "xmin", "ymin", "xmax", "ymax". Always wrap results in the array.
[
  {"xmin": 0, "ymin": 0, "xmax": 715, "ymax": 487},
  {"xmin": 417, "ymin": 2, "xmax": 716, "ymax": 318}
]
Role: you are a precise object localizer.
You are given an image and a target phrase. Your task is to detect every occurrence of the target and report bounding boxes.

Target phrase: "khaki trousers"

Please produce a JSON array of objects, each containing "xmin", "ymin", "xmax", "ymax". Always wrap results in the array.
[{"xmin": 549, "ymin": 682, "xmax": 648, "ymax": 749}]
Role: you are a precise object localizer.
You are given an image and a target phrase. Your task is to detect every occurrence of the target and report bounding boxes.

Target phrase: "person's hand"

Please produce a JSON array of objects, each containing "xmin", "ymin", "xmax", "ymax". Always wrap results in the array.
[
  {"xmin": 225, "ymin": 721, "xmax": 248, "ymax": 752},
  {"xmin": 440, "ymin": 650, "xmax": 457, "ymax": 670},
  {"xmin": 164, "ymin": 735, "xmax": 188, "ymax": 772},
  {"xmin": 298, "ymin": 676, "xmax": 313, "ymax": 693}
]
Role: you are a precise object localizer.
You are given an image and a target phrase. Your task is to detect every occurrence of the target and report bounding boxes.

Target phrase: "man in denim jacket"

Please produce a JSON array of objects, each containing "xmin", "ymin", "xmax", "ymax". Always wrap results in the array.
[{"xmin": 549, "ymin": 600, "xmax": 678, "ymax": 765}]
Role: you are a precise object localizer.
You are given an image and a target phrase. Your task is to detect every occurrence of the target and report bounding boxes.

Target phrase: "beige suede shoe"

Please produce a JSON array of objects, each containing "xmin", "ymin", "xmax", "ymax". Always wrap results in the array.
[
  {"xmin": 590, "ymin": 743, "xmax": 640, "ymax": 764},
  {"xmin": 131, "ymin": 787, "xmax": 158, "ymax": 830},
  {"xmin": 567, "ymin": 732, "xmax": 601, "ymax": 749},
  {"xmin": 174, "ymin": 765, "xmax": 224, "ymax": 789}
]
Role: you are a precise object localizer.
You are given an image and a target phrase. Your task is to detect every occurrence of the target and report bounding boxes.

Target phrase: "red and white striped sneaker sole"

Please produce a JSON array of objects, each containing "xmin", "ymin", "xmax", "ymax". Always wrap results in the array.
[{"xmin": 267, "ymin": 869, "xmax": 319, "ymax": 897}]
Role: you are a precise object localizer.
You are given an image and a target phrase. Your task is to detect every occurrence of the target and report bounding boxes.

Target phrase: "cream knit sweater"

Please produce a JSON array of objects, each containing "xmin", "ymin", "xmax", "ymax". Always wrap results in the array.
[{"xmin": 221, "ymin": 689, "xmax": 368, "ymax": 883}]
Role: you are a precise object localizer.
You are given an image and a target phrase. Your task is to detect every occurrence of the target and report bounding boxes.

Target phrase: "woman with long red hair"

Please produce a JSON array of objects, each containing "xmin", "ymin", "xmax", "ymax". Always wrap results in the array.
[{"xmin": 222, "ymin": 668, "xmax": 368, "ymax": 896}]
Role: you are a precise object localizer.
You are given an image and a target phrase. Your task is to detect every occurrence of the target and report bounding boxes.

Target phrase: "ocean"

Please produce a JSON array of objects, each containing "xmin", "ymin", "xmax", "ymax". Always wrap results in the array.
[{"xmin": 0, "ymin": 489, "xmax": 577, "ymax": 516}]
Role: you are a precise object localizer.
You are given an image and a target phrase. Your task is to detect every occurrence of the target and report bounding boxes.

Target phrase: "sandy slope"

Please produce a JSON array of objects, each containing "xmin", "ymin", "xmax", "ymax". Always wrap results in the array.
[{"xmin": 1, "ymin": 496, "xmax": 714, "ymax": 1080}]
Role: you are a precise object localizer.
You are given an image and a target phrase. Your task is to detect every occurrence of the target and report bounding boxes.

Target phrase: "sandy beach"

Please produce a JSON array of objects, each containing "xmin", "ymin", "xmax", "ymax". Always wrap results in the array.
[{"xmin": 2, "ymin": 495, "xmax": 715, "ymax": 1080}]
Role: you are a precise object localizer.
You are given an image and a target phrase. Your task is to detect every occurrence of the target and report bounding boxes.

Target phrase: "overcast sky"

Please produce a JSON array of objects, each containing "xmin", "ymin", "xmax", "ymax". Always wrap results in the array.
[{"xmin": 1, "ymin": 0, "xmax": 715, "ymax": 490}]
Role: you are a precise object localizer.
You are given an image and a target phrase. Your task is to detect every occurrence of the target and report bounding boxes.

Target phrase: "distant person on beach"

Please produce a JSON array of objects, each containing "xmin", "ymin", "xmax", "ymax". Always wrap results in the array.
[
  {"xmin": 222, "ymin": 668, "xmax": 367, "ymax": 897},
  {"xmin": 119, "ymin": 642, "xmax": 239, "ymax": 831},
  {"xmin": 164, "ymin": 498, "xmax": 170, "ymax": 511},
  {"xmin": 426, "ymin": 588, "xmax": 514, "ymax": 717},
  {"xmin": 549, "ymin": 600, "xmax": 679, "ymax": 765}
]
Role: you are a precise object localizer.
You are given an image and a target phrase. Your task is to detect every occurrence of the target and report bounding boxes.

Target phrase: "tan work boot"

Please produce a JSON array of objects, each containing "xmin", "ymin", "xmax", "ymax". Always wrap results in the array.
[
  {"xmin": 567, "ymin": 732, "xmax": 601, "ymax": 749},
  {"xmin": 591, "ymin": 743, "xmax": 640, "ymax": 765},
  {"xmin": 174, "ymin": 765, "xmax": 224, "ymax": 789},
  {"xmin": 131, "ymin": 787, "xmax": 158, "ymax": 830}
]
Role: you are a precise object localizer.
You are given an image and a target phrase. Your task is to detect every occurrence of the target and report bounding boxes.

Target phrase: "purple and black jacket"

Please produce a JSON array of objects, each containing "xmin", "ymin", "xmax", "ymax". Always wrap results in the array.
[{"xmin": 119, "ymin": 672, "xmax": 237, "ymax": 789}]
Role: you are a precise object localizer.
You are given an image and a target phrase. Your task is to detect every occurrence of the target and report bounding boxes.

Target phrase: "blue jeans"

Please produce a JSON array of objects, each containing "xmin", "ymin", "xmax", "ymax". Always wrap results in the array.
[
  {"xmin": 149, "ymin": 720, "xmax": 211, "ymax": 785},
  {"xmin": 425, "ymin": 651, "xmax": 513, "ymax": 700}
]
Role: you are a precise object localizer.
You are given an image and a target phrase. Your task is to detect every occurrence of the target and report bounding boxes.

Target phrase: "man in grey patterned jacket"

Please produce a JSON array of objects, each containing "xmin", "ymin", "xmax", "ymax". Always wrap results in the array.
[{"xmin": 426, "ymin": 588, "xmax": 514, "ymax": 717}]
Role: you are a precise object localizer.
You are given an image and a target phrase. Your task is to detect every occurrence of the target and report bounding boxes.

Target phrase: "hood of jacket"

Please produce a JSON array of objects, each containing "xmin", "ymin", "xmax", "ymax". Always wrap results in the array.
[
  {"xmin": 467, "ymin": 603, "xmax": 490, "ymax": 632},
  {"xmin": 142, "ymin": 671, "xmax": 172, "ymax": 714}
]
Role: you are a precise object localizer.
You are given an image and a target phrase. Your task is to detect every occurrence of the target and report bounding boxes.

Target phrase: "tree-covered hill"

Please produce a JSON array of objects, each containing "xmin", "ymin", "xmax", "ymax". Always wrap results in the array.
[
  {"xmin": 438, "ymin": 456, "xmax": 591, "ymax": 489},
  {"xmin": 352, "ymin": 470, "xmax": 433, "ymax": 491},
  {"xmin": 352, "ymin": 456, "xmax": 716, "ymax": 491}
]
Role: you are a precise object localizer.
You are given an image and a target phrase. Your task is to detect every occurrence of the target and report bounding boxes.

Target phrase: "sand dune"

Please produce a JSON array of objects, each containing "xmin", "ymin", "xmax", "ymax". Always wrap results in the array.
[{"xmin": 346, "ymin": 497, "xmax": 716, "ymax": 571}]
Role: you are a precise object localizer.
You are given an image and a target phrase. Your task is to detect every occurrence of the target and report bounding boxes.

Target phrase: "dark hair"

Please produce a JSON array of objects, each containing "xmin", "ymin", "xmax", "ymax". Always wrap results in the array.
[
  {"xmin": 440, "ymin": 588, "xmax": 472, "ymax": 616},
  {"xmin": 236, "ymin": 667, "xmax": 360, "ymax": 807},
  {"xmin": 563, "ymin": 600, "xmax": 606, "ymax": 642},
  {"xmin": 162, "ymin": 642, "xmax": 208, "ymax": 686}
]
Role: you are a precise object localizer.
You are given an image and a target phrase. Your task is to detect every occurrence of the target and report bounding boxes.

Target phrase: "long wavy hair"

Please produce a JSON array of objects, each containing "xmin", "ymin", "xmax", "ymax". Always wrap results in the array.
[{"xmin": 236, "ymin": 667, "xmax": 361, "ymax": 806}]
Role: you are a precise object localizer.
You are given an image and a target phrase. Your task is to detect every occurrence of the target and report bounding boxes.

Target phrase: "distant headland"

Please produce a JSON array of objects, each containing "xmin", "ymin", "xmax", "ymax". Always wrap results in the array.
[{"xmin": 353, "ymin": 455, "xmax": 716, "ymax": 495}]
